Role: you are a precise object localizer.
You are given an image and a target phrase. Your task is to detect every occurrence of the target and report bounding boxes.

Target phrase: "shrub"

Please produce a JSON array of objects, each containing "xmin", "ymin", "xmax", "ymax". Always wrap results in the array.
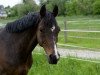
[{"xmin": 93, "ymin": 0, "xmax": 100, "ymax": 15}]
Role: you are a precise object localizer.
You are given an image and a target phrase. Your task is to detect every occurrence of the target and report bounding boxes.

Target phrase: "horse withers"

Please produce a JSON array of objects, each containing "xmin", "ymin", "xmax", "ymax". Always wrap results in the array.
[{"xmin": 0, "ymin": 5, "xmax": 60, "ymax": 75}]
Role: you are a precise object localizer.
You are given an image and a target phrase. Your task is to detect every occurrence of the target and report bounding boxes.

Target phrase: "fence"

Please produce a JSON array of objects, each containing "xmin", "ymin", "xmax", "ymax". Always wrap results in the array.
[
  {"xmin": 58, "ymin": 30, "xmax": 100, "ymax": 50},
  {"xmin": 58, "ymin": 20, "xmax": 100, "ymax": 50}
]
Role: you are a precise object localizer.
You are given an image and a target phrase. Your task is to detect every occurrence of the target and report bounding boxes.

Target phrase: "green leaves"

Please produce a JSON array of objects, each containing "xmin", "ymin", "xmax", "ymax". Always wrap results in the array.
[{"xmin": 93, "ymin": 0, "xmax": 100, "ymax": 15}]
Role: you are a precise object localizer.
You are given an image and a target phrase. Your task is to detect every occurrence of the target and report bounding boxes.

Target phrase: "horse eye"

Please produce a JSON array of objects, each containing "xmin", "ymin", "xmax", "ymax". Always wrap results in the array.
[
  {"xmin": 43, "ymin": 41, "xmax": 46, "ymax": 45},
  {"xmin": 40, "ymin": 29, "xmax": 44, "ymax": 32}
]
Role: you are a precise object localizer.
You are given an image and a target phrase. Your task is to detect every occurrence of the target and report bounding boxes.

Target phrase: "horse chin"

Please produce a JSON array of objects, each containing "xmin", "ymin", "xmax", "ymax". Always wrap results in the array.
[{"xmin": 48, "ymin": 54, "xmax": 59, "ymax": 64}]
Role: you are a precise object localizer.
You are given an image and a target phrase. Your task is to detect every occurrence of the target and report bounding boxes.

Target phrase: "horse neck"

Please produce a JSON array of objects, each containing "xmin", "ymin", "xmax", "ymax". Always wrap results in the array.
[
  {"xmin": 13, "ymin": 26, "xmax": 38, "ymax": 53},
  {"xmin": 25, "ymin": 27, "xmax": 38, "ymax": 51}
]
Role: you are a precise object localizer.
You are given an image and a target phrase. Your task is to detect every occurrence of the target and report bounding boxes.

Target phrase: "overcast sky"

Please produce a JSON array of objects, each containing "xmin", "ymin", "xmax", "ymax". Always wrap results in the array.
[{"xmin": 0, "ymin": 0, "xmax": 40, "ymax": 7}]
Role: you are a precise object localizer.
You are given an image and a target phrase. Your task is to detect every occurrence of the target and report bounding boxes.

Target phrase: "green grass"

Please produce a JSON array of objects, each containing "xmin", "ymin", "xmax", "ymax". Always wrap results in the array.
[
  {"xmin": 28, "ymin": 54, "xmax": 100, "ymax": 75},
  {"xmin": 0, "ymin": 17, "xmax": 17, "ymax": 24},
  {"xmin": 58, "ymin": 32, "xmax": 100, "ymax": 50}
]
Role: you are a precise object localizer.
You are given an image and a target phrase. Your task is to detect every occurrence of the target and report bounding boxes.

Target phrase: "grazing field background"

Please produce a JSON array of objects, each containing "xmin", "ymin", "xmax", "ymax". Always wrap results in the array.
[
  {"xmin": 28, "ymin": 53, "xmax": 100, "ymax": 75},
  {"xmin": 57, "ymin": 16, "xmax": 100, "ymax": 51}
]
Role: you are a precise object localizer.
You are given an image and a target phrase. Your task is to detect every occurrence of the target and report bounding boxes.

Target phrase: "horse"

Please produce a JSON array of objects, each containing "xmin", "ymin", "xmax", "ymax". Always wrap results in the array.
[{"xmin": 0, "ymin": 5, "xmax": 60, "ymax": 75}]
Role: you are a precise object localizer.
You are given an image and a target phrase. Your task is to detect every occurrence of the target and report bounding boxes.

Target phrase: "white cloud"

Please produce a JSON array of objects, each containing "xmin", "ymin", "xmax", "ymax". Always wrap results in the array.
[
  {"xmin": 34, "ymin": 0, "xmax": 40, "ymax": 5},
  {"xmin": 0, "ymin": 0, "xmax": 40, "ymax": 7},
  {"xmin": 0, "ymin": 0, "xmax": 22, "ymax": 7}
]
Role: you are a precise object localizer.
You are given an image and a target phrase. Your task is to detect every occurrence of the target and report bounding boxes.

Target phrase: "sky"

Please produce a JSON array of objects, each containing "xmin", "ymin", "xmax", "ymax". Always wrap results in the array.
[{"xmin": 0, "ymin": 0, "xmax": 40, "ymax": 7}]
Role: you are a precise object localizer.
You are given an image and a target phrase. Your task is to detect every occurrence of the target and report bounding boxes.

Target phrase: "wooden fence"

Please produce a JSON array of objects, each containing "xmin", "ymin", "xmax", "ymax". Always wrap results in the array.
[
  {"xmin": 58, "ymin": 29, "xmax": 100, "ymax": 50},
  {"xmin": 58, "ymin": 20, "xmax": 100, "ymax": 50}
]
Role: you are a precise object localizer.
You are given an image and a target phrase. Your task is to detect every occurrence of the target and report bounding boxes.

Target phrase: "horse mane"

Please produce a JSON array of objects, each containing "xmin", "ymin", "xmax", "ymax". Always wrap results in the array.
[{"xmin": 5, "ymin": 12, "xmax": 39, "ymax": 33}]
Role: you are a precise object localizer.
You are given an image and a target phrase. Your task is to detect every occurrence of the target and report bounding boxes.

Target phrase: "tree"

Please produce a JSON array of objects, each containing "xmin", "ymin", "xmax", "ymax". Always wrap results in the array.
[
  {"xmin": 39, "ymin": 0, "xmax": 67, "ymax": 16},
  {"xmin": 93, "ymin": 0, "xmax": 100, "ymax": 15},
  {"xmin": 10, "ymin": 0, "xmax": 39, "ymax": 17},
  {"xmin": 5, "ymin": 6, "xmax": 11, "ymax": 16},
  {"xmin": 22, "ymin": 0, "xmax": 39, "ymax": 11},
  {"xmin": 65, "ymin": 0, "xmax": 95, "ymax": 15}
]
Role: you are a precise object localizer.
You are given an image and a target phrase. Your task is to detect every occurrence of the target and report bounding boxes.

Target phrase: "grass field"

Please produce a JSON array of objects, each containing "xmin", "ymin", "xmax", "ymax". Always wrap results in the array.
[
  {"xmin": 28, "ymin": 53, "xmax": 100, "ymax": 75},
  {"xmin": 58, "ymin": 32, "xmax": 100, "ymax": 50},
  {"xmin": 0, "ymin": 17, "xmax": 17, "ymax": 24}
]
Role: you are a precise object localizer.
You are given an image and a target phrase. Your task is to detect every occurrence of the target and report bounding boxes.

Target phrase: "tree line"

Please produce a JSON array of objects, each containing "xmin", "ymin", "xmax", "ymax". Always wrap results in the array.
[{"xmin": 5, "ymin": 0, "xmax": 100, "ymax": 17}]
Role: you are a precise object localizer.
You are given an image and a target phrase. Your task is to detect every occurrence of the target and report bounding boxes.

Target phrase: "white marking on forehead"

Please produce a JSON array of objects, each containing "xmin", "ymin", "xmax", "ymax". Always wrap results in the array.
[{"xmin": 51, "ymin": 25, "xmax": 55, "ymax": 32}]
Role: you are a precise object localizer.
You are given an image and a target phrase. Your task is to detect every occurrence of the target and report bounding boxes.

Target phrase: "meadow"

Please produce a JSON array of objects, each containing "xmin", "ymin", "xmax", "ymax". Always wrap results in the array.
[
  {"xmin": 27, "ymin": 46, "xmax": 100, "ymax": 75},
  {"xmin": 28, "ymin": 53, "xmax": 100, "ymax": 75}
]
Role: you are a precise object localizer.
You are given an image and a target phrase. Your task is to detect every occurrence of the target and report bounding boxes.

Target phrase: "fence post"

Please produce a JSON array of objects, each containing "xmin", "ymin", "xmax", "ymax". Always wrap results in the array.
[{"xmin": 64, "ymin": 17, "xmax": 67, "ymax": 43}]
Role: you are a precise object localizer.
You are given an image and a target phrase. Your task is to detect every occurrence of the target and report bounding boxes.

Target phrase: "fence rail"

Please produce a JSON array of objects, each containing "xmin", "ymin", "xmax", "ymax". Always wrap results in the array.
[
  {"xmin": 59, "ymin": 29, "xmax": 100, "ymax": 50},
  {"xmin": 68, "ymin": 36, "xmax": 100, "ymax": 40},
  {"xmin": 57, "ymin": 43, "xmax": 100, "ymax": 50},
  {"xmin": 61, "ymin": 30, "xmax": 100, "ymax": 33}
]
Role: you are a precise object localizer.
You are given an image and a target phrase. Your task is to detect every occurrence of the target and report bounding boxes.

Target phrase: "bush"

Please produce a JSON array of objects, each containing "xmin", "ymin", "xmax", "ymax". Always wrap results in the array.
[
  {"xmin": 9, "ymin": 5, "xmax": 18, "ymax": 17},
  {"xmin": 17, "ymin": 4, "xmax": 34, "ymax": 17},
  {"xmin": 9, "ymin": 0, "xmax": 39, "ymax": 17},
  {"xmin": 93, "ymin": 0, "xmax": 100, "ymax": 15}
]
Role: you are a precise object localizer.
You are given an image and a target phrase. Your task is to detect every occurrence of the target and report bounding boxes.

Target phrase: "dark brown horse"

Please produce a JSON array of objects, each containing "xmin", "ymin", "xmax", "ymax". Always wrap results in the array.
[{"xmin": 0, "ymin": 5, "xmax": 60, "ymax": 75}]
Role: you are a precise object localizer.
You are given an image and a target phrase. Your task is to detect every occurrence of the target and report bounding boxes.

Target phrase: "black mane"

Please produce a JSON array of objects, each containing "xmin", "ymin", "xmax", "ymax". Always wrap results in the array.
[{"xmin": 6, "ymin": 12, "xmax": 39, "ymax": 33}]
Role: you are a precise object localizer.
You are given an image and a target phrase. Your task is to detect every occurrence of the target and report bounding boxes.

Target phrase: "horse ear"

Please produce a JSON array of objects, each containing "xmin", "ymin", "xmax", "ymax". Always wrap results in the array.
[
  {"xmin": 53, "ymin": 5, "xmax": 58, "ymax": 17},
  {"xmin": 40, "ymin": 5, "xmax": 46, "ymax": 17}
]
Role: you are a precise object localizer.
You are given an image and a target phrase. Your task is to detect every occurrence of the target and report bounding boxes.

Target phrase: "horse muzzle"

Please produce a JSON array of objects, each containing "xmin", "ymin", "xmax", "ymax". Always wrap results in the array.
[{"xmin": 48, "ymin": 53, "xmax": 60, "ymax": 64}]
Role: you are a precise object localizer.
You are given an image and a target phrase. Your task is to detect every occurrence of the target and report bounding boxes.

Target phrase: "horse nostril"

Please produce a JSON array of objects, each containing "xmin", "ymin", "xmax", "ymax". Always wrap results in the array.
[{"xmin": 49, "ymin": 54, "xmax": 58, "ymax": 64}]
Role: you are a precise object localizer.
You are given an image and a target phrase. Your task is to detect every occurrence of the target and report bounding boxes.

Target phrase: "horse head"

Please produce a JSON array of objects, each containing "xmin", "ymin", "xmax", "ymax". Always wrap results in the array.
[{"xmin": 37, "ymin": 5, "xmax": 60, "ymax": 64}]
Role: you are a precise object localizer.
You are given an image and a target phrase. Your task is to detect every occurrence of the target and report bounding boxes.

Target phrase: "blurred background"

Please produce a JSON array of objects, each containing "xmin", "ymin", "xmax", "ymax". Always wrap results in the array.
[{"xmin": 0, "ymin": 0, "xmax": 100, "ymax": 17}]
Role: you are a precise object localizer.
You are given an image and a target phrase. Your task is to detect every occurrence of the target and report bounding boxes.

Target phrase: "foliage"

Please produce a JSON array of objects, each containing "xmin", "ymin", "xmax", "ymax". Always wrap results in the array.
[
  {"xmin": 10, "ymin": 5, "xmax": 18, "ymax": 17},
  {"xmin": 93, "ymin": 0, "xmax": 100, "ymax": 15},
  {"xmin": 40, "ymin": 0, "xmax": 67, "ymax": 16},
  {"xmin": 5, "ymin": 6, "xmax": 11, "ymax": 16},
  {"xmin": 10, "ymin": 0, "xmax": 39, "ymax": 17},
  {"xmin": 39, "ymin": 0, "xmax": 100, "ymax": 16},
  {"xmin": 8, "ymin": 0, "xmax": 100, "ymax": 17},
  {"xmin": 75, "ymin": 0, "xmax": 94, "ymax": 15},
  {"xmin": 17, "ymin": 4, "xmax": 35, "ymax": 17},
  {"xmin": 64, "ymin": 0, "xmax": 95, "ymax": 15}
]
